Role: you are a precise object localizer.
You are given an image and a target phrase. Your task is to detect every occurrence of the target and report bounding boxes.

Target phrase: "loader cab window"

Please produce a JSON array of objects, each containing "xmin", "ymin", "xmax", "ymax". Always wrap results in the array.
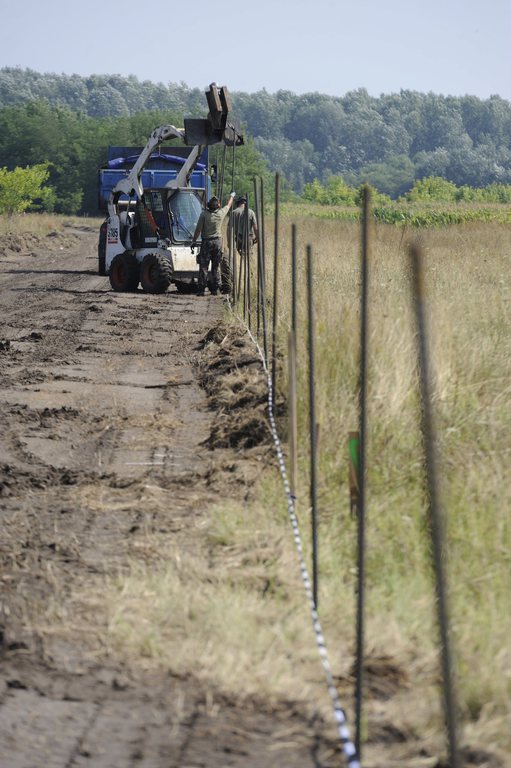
[
  {"xmin": 168, "ymin": 190, "xmax": 202, "ymax": 243},
  {"xmin": 144, "ymin": 190, "xmax": 168, "ymax": 234}
]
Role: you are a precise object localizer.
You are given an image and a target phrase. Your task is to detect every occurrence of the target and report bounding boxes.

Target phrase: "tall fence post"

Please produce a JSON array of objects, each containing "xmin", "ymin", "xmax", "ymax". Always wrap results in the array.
[
  {"xmin": 253, "ymin": 177, "xmax": 261, "ymax": 338},
  {"xmin": 229, "ymin": 205, "xmax": 236, "ymax": 306},
  {"xmin": 409, "ymin": 242, "xmax": 460, "ymax": 768},
  {"xmin": 260, "ymin": 176, "xmax": 266, "ymax": 282},
  {"xmin": 354, "ymin": 185, "xmax": 371, "ymax": 761},
  {"xmin": 245, "ymin": 193, "xmax": 251, "ymax": 331},
  {"xmin": 288, "ymin": 330, "xmax": 298, "ymax": 501},
  {"xmin": 258, "ymin": 177, "xmax": 268, "ymax": 366},
  {"xmin": 291, "ymin": 224, "xmax": 297, "ymax": 338},
  {"xmin": 289, "ymin": 223, "xmax": 298, "ymax": 500},
  {"xmin": 271, "ymin": 173, "xmax": 280, "ymax": 404},
  {"xmin": 238, "ymin": 230, "xmax": 245, "ymax": 318},
  {"xmin": 306, "ymin": 244, "xmax": 318, "ymax": 608}
]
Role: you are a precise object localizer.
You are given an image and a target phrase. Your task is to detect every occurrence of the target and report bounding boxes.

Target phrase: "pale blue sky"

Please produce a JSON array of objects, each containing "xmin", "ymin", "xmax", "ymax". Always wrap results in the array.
[{"xmin": 1, "ymin": 0, "xmax": 510, "ymax": 100}]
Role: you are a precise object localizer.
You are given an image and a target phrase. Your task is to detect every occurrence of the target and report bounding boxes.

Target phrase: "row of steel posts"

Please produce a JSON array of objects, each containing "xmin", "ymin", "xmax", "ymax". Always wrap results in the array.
[{"xmin": 225, "ymin": 176, "xmax": 459, "ymax": 768}]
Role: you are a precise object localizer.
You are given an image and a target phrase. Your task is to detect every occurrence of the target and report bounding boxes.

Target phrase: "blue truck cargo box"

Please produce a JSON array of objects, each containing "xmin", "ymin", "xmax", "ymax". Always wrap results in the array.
[
  {"xmin": 98, "ymin": 146, "xmax": 209, "ymax": 210},
  {"xmin": 98, "ymin": 168, "xmax": 208, "ymax": 208}
]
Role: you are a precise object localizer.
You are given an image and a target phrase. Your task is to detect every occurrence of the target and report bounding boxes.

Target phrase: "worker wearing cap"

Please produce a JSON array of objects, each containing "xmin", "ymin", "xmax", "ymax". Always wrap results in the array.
[
  {"xmin": 228, "ymin": 195, "xmax": 258, "ymax": 257},
  {"xmin": 192, "ymin": 192, "xmax": 235, "ymax": 296}
]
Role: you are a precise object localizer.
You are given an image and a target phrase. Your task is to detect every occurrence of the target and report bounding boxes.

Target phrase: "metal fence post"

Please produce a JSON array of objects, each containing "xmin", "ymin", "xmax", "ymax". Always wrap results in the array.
[
  {"xmin": 354, "ymin": 184, "xmax": 371, "ymax": 761},
  {"xmin": 409, "ymin": 241, "xmax": 460, "ymax": 768},
  {"xmin": 306, "ymin": 245, "xmax": 318, "ymax": 608},
  {"xmin": 271, "ymin": 173, "xmax": 280, "ymax": 405}
]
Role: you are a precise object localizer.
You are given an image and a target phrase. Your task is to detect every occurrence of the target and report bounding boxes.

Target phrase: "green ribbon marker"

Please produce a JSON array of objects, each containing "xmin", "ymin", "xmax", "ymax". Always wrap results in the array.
[{"xmin": 348, "ymin": 431, "xmax": 360, "ymax": 514}]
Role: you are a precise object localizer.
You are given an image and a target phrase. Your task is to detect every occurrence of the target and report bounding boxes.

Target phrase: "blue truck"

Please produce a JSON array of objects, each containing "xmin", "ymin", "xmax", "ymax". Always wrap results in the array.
[{"xmin": 97, "ymin": 146, "xmax": 210, "ymax": 212}]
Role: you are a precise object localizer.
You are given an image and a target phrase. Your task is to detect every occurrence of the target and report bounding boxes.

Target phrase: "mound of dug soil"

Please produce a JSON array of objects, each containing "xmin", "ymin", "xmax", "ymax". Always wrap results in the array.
[{"xmin": 198, "ymin": 323, "xmax": 272, "ymax": 450}]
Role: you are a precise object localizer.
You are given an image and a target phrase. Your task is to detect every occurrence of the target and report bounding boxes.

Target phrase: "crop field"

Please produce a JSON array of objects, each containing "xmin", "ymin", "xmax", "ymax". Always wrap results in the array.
[{"xmin": 282, "ymin": 199, "xmax": 511, "ymax": 226}]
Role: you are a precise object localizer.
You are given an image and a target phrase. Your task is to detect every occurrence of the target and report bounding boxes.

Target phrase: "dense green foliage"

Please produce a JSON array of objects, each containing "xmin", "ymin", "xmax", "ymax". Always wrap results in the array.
[
  {"xmin": 0, "ymin": 163, "xmax": 55, "ymax": 214},
  {"xmin": 302, "ymin": 176, "xmax": 391, "ymax": 206},
  {"xmin": 235, "ymin": 88, "xmax": 511, "ymax": 195},
  {"xmin": 371, "ymin": 204, "xmax": 511, "ymax": 226},
  {"xmin": 0, "ymin": 97, "xmax": 269, "ymax": 214},
  {"xmin": 2, "ymin": 67, "xmax": 511, "ymax": 209},
  {"xmin": 303, "ymin": 174, "xmax": 511, "ymax": 206},
  {"xmin": 2, "ymin": 67, "xmax": 511, "ymax": 197}
]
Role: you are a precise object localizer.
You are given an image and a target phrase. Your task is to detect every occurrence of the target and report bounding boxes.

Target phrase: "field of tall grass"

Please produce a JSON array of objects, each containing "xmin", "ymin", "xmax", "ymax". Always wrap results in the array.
[
  {"xmin": 83, "ymin": 209, "xmax": 510, "ymax": 758},
  {"xmin": 267, "ymin": 215, "xmax": 511, "ymax": 751}
]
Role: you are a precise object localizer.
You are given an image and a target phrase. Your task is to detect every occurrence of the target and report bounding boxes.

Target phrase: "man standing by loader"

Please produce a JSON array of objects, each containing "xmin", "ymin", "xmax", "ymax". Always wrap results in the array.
[
  {"xmin": 228, "ymin": 195, "xmax": 258, "ymax": 256},
  {"xmin": 192, "ymin": 192, "xmax": 235, "ymax": 296}
]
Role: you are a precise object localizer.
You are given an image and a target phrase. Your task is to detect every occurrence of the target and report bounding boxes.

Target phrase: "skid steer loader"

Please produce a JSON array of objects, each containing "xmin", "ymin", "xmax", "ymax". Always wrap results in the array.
[{"xmin": 98, "ymin": 84, "xmax": 242, "ymax": 294}]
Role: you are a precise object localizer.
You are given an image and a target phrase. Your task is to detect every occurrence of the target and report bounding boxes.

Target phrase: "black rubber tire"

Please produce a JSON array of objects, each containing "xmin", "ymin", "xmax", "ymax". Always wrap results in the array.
[
  {"xmin": 109, "ymin": 252, "xmax": 140, "ymax": 292},
  {"xmin": 220, "ymin": 256, "xmax": 232, "ymax": 294},
  {"xmin": 98, "ymin": 220, "xmax": 107, "ymax": 276},
  {"xmin": 140, "ymin": 252, "xmax": 173, "ymax": 294}
]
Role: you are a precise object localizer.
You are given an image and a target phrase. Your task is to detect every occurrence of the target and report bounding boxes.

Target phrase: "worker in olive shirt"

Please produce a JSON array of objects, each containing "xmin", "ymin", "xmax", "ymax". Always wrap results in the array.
[
  {"xmin": 228, "ymin": 195, "xmax": 258, "ymax": 256},
  {"xmin": 191, "ymin": 192, "xmax": 235, "ymax": 296}
]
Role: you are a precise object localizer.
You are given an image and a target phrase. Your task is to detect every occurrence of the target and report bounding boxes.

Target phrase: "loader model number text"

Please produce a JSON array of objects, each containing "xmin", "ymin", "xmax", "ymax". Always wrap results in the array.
[{"xmin": 107, "ymin": 227, "xmax": 118, "ymax": 244}]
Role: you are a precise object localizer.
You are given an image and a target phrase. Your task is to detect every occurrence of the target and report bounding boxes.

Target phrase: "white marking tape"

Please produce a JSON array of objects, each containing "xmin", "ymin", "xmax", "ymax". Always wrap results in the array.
[{"xmin": 243, "ymin": 325, "xmax": 361, "ymax": 767}]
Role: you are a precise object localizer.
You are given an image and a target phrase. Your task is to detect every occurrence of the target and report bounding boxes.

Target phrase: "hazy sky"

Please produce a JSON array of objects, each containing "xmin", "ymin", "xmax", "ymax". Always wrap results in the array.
[{"xmin": 1, "ymin": 0, "xmax": 510, "ymax": 101}]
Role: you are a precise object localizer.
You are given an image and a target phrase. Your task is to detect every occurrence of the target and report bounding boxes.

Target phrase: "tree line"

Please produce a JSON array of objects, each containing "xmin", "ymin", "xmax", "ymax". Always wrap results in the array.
[
  {"xmin": 1, "ymin": 67, "xmax": 511, "ymax": 210},
  {"xmin": 0, "ymin": 98, "xmax": 269, "ymax": 214}
]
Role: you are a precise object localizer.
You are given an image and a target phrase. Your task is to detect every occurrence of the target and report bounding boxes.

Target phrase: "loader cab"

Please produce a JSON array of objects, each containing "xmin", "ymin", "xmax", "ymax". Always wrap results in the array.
[
  {"xmin": 140, "ymin": 188, "xmax": 205, "ymax": 246},
  {"xmin": 167, "ymin": 189, "xmax": 204, "ymax": 243},
  {"xmin": 113, "ymin": 197, "xmax": 160, "ymax": 251}
]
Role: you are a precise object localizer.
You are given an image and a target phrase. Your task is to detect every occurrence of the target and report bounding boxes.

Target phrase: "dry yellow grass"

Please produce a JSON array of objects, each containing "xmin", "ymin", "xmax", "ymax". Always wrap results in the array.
[
  {"xmin": 105, "ymin": 496, "xmax": 330, "ymax": 709},
  {"xmin": 0, "ymin": 211, "xmax": 103, "ymax": 235},
  {"xmin": 264, "ymin": 217, "xmax": 511, "ymax": 751}
]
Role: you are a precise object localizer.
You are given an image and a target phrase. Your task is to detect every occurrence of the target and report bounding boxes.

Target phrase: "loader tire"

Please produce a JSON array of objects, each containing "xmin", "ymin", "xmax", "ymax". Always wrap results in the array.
[
  {"xmin": 140, "ymin": 252, "xmax": 173, "ymax": 294},
  {"xmin": 98, "ymin": 219, "xmax": 107, "ymax": 275},
  {"xmin": 109, "ymin": 252, "xmax": 140, "ymax": 292}
]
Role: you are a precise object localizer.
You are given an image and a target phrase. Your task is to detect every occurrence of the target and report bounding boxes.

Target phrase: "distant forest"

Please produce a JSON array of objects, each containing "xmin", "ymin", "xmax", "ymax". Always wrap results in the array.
[{"xmin": 1, "ymin": 67, "xmax": 511, "ymax": 210}]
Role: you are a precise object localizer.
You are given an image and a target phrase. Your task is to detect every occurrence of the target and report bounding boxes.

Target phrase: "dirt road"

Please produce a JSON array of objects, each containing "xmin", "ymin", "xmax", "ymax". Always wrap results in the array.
[{"xmin": 0, "ymin": 226, "xmax": 344, "ymax": 767}]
